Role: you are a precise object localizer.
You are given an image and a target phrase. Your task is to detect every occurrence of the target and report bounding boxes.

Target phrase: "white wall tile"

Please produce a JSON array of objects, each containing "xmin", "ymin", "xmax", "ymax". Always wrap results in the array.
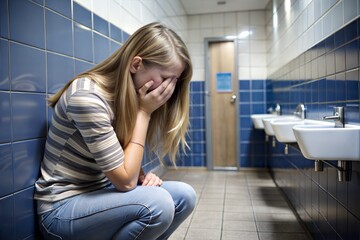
[
  {"xmin": 250, "ymin": 26, "xmax": 266, "ymax": 40},
  {"xmin": 92, "ymin": 0, "xmax": 110, "ymax": 19},
  {"xmin": 200, "ymin": 15, "xmax": 213, "ymax": 28},
  {"xmin": 212, "ymin": 14, "xmax": 224, "ymax": 28},
  {"xmin": 192, "ymin": 69, "xmax": 205, "ymax": 80},
  {"xmin": 251, "ymin": 53, "xmax": 267, "ymax": 67},
  {"xmin": 239, "ymin": 67, "xmax": 251, "ymax": 80},
  {"xmin": 224, "ymin": 13, "xmax": 237, "ymax": 27},
  {"xmin": 238, "ymin": 53, "xmax": 250, "ymax": 67},
  {"xmin": 250, "ymin": 11, "xmax": 266, "ymax": 25},
  {"xmin": 251, "ymin": 67, "xmax": 267, "ymax": 80},
  {"xmin": 238, "ymin": 39, "xmax": 250, "ymax": 53},
  {"xmin": 250, "ymin": 40, "xmax": 266, "ymax": 53},
  {"xmin": 75, "ymin": 0, "xmax": 92, "ymax": 11},
  {"xmin": 188, "ymin": 15, "xmax": 200, "ymax": 29},
  {"xmin": 237, "ymin": 12, "xmax": 250, "ymax": 25}
]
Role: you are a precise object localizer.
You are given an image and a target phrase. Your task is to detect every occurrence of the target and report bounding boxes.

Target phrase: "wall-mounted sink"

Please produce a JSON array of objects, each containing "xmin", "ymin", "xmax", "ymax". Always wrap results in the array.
[
  {"xmin": 293, "ymin": 124, "xmax": 360, "ymax": 161},
  {"xmin": 262, "ymin": 116, "xmax": 297, "ymax": 136},
  {"xmin": 270, "ymin": 119, "xmax": 334, "ymax": 143},
  {"xmin": 250, "ymin": 114, "xmax": 278, "ymax": 129}
]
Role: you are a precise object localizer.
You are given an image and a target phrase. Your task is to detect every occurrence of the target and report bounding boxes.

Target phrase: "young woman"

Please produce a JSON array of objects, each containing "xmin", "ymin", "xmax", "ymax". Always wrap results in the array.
[{"xmin": 34, "ymin": 22, "xmax": 196, "ymax": 240}]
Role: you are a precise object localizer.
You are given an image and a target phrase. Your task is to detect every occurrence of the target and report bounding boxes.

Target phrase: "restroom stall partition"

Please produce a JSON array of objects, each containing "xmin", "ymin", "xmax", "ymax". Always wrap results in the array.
[{"xmin": 268, "ymin": 17, "xmax": 360, "ymax": 239}]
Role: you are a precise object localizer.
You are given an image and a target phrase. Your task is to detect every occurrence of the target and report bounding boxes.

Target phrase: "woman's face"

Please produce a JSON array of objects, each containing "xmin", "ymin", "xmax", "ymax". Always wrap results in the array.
[{"xmin": 131, "ymin": 57, "xmax": 184, "ymax": 92}]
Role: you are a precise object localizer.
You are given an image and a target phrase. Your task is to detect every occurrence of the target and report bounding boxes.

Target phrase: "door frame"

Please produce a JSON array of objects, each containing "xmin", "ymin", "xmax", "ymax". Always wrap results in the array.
[{"xmin": 204, "ymin": 37, "xmax": 240, "ymax": 171}]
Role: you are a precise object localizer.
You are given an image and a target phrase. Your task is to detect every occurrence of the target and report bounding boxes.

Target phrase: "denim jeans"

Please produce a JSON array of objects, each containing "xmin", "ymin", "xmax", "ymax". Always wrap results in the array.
[{"xmin": 38, "ymin": 181, "xmax": 196, "ymax": 240}]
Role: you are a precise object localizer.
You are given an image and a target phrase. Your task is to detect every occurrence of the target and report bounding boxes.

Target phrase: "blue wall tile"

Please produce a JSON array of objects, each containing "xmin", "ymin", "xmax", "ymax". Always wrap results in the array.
[
  {"xmin": 0, "ymin": 39, "xmax": 9, "ymax": 90},
  {"xmin": 47, "ymin": 52, "xmax": 75, "ymax": 94},
  {"xmin": 13, "ymin": 139, "xmax": 45, "ymax": 191},
  {"xmin": 0, "ymin": 143, "xmax": 13, "ymax": 197},
  {"xmin": 10, "ymin": 42, "xmax": 46, "ymax": 93},
  {"xmin": 94, "ymin": 14, "xmax": 109, "ymax": 36},
  {"xmin": 110, "ymin": 40, "xmax": 121, "ymax": 54},
  {"xmin": 0, "ymin": 195, "xmax": 14, "ymax": 239},
  {"xmin": 0, "ymin": 92, "xmax": 11, "ymax": 143},
  {"xmin": 75, "ymin": 59, "xmax": 94, "ymax": 75},
  {"xmin": 74, "ymin": 22, "xmax": 93, "ymax": 62},
  {"xmin": 94, "ymin": 32, "xmax": 110, "ymax": 63},
  {"xmin": 346, "ymin": 40, "xmax": 358, "ymax": 70},
  {"xmin": 12, "ymin": 93, "xmax": 46, "ymax": 141},
  {"xmin": 46, "ymin": 9, "xmax": 73, "ymax": 56},
  {"xmin": 0, "ymin": 0, "xmax": 8, "ymax": 38},
  {"xmin": 9, "ymin": 0, "xmax": 44, "ymax": 49},
  {"xmin": 73, "ymin": 2, "xmax": 92, "ymax": 28},
  {"xmin": 110, "ymin": 23, "xmax": 122, "ymax": 43},
  {"xmin": 335, "ymin": 46, "xmax": 346, "ymax": 73},
  {"xmin": 122, "ymin": 31, "xmax": 130, "ymax": 42},
  {"xmin": 14, "ymin": 188, "xmax": 37, "ymax": 239},
  {"xmin": 45, "ymin": 0, "xmax": 71, "ymax": 18},
  {"xmin": 239, "ymin": 80, "xmax": 250, "ymax": 90}
]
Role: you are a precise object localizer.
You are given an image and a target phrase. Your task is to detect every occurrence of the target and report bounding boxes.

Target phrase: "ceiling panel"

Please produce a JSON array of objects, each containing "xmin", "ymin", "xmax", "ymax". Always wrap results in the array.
[{"xmin": 180, "ymin": 0, "xmax": 270, "ymax": 15}]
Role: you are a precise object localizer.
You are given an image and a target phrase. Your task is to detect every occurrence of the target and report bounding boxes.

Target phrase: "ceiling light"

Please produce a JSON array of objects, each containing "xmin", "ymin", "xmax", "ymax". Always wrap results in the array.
[{"xmin": 238, "ymin": 30, "xmax": 252, "ymax": 39}]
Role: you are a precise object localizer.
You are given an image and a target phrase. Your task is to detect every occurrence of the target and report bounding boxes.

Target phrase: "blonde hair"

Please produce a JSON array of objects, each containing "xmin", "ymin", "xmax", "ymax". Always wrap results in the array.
[{"xmin": 48, "ymin": 22, "xmax": 193, "ymax": 166}]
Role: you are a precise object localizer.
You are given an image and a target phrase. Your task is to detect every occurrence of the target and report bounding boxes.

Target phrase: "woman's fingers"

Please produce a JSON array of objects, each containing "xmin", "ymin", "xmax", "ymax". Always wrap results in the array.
[
  {"xmin": 142, "ymin": 173, "xmax": 163, "ymax": 186},
  {"xmin": 137, "ymin": 78, "xmax": 177, "ymax": 114},
  {"xmin": 137, "ymin": 80, "xmax": 154, "ymax": 96}
]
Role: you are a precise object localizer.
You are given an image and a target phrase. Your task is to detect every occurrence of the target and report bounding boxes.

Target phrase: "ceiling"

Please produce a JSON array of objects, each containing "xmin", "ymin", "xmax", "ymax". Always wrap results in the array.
[{"xmin": 180, "ymin": 0, "xmax": 270, "ymax": 15}]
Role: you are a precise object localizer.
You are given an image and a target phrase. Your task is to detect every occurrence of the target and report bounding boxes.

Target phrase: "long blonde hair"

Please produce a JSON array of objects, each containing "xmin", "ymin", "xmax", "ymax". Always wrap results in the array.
[{"xmin": 48, "ymin": 22, "xmax": 193, "ymax": 165}]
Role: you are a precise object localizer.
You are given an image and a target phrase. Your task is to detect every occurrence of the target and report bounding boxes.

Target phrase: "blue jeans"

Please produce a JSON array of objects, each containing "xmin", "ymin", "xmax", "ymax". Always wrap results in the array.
[{"xmin": 38, "ymin": 181, "xmax": 196, "ymax": 240}]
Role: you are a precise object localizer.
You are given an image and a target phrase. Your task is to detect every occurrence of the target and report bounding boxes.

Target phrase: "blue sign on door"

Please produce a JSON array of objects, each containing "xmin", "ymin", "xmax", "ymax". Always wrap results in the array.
[{"xmin": 216, "ymin": 72, "xmax": 232, "ymax": 92}]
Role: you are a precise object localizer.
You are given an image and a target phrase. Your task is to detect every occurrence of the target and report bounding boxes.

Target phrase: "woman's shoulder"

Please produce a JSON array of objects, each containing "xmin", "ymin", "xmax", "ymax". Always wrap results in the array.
[
  {"xmin": 69, "ymin": 77, "xmax": 96, "ymax": 93},
  {"xmin": 66, "ymin": 77, "xmax": 114, "ymax": 117}
]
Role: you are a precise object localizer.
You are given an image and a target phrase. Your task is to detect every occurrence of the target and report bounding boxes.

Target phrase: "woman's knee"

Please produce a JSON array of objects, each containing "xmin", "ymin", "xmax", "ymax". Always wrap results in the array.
[
  {"xmin": 162, "ymin": 181, "xmax": 197, "ymax": 214},
  {"xmin": 178, "ymin": 182, "xmax": 197, "ymax": 212},
  {"xmin": 146, "ymin": 187, "xmax": 175, "ymax": 228}
]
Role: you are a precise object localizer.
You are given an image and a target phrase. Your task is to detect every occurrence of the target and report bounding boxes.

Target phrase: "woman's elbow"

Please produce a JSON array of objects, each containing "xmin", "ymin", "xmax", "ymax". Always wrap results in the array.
[{"xmin": 114, "ymin": 181, "xmax": 138, "ymax": 192}]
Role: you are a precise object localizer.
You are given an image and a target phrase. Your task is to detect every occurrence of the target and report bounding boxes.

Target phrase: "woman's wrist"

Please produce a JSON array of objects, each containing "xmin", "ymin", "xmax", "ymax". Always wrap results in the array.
[{"xmin": 138, "ymin": 109, "xmax": 151, "ymax": 121}]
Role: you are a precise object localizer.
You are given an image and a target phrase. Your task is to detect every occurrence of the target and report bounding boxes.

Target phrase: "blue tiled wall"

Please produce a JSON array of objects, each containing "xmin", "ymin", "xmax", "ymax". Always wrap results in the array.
[
  {"xmin": 239, "ymin": 79, "xmax": 269, "ymax": 168},
  {"xmin": 0, "ymin": 0, "xmax": 131, "ymax": 239},
  {"xmin": 268, "ymin": 17, "xmax": 360, "ymax": 239},
  {"xmin": 178, "ymin": 81, "xmax": 207, "ymax": 167}
]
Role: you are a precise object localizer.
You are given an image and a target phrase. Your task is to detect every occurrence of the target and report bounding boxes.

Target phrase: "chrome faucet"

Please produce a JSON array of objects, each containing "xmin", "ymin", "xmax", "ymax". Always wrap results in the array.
[
  {"xmin": 323, "ymin": 107, "xmax": 344, "ymax": 128},
  {"xmin": 267, "ymin": 103, "xmax": 281, "ymax": 115},
  {"xmin": 274, "ymin": 103, "xmax": 281, "ymax": 116},
  {"xmin": 294, "ymin": 103, "xmax": 306, "ymax": 119}
]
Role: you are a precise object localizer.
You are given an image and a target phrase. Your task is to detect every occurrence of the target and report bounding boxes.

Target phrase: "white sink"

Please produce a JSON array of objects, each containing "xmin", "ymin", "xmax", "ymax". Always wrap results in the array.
[
  {"xmin": 251, "ymin": 114, "xmax": 278, "ymax": 129},
  {"xmin": 293, "ymin": 124, "xmax": 360, "ymax": 161},
  {"xmin": 262, "ymin": 116, "xmax": 297, "ymax": 136},
  {"xmin": 270, "ymin": 119, "xmax": 334, "ymax": 143}
]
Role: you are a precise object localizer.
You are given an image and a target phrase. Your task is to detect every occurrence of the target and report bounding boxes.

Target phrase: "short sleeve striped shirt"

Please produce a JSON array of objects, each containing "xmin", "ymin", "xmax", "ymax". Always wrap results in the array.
[{"xmin": 34, "ymin": 78, "xmax": 124, "ymax": 202}]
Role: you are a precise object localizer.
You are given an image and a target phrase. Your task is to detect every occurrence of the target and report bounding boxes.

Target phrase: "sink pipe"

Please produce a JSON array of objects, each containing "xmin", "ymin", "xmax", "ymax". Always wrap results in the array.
[{"xmin": 314, "ymin": 107, "xmax": 351, "ymax": 181}]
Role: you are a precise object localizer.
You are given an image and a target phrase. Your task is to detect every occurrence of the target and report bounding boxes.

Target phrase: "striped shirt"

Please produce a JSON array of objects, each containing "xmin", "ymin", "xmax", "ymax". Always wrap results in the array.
[{"xmin": 34, "ymin": 78, "xmax": 123, "ymax": 203}]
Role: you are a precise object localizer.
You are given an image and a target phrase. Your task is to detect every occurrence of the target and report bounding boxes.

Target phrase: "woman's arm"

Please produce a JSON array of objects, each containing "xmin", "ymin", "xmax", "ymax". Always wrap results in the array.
[
  {"xmin": 105, "ymin": 78, "xmax": 177, "ymax": 191},
  {"xmin": 105, "ymin": 110, "xmax": 150, "ymax": 191}
]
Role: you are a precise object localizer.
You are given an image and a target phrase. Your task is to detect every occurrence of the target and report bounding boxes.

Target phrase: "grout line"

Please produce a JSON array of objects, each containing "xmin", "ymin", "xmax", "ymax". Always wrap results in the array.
[{"xmin": 244, "ymin": 172, "xmax": 261, "ymax": 240}]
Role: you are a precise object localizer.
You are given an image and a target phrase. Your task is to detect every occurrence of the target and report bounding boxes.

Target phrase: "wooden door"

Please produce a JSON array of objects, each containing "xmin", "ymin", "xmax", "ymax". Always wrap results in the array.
[{"xmin": 209, "ymin": 41, "xmax": 237, "ymax": 169}]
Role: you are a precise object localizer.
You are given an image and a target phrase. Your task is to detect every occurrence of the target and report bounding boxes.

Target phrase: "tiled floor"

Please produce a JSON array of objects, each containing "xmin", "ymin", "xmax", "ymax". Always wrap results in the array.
[{"xmin": 162, "ymin": 169, "xmax": 312, "ymax": 240}]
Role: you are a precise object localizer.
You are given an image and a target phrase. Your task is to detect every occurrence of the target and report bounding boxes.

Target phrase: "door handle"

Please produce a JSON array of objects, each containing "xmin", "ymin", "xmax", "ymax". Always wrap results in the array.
[{"xmin": 230, "ymin": 95, "xmax": 236, "ymax": 103}]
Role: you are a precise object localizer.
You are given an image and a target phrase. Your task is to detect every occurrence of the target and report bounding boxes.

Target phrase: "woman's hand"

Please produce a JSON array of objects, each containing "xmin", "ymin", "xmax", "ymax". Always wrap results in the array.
[
  {"xmin": 137, "ymin": 78, "xmax": 177, "ymax": 115},
  {"xmin": 139, "ymin": 172, "xmax": 163, "ymax": 187}
]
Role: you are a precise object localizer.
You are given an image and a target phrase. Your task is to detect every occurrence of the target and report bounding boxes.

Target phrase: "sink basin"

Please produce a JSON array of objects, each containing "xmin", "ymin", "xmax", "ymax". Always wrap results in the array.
[
  {"xmin": 251, "ymin": 114, "xmax": 278, "ymax": 129},
  {"xmin": 270, "ymin": 119, "xmax": 334, "ymax": 143},
  {"xmin": 293, "ymin": 124, "xmax": 360, "ymax": 161},
  {"xmin": 262, "ymin": 116, "xmax": 297, "ymax": 136}
]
